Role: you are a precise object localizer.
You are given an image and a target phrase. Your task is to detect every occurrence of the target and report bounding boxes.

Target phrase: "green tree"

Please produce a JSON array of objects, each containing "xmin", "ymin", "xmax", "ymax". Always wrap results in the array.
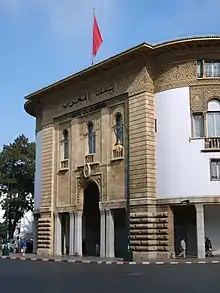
[
  {"xmin": 0, "ymin": 135, "xmax": 35, "ymax": 238},
  {"xmin": 0, "ymin": 222, "xmax": 7, "ymax": 239}
]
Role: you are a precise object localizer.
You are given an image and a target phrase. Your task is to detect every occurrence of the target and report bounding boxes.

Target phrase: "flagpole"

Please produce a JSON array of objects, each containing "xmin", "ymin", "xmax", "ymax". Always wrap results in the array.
[{"xmin": 92, "ymin": 8, "xmax": 95, "ymax": 66}]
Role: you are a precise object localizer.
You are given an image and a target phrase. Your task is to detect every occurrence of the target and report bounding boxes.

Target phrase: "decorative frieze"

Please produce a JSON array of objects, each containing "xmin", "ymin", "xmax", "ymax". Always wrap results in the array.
[{"xmin": 190, "ymin": 85, "xmax": 220, "ymax": 113}]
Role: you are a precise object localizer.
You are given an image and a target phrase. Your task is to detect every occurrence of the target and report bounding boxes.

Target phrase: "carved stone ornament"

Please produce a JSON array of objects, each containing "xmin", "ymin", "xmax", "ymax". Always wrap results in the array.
[
  {"xmin": 190, "ymin": 85, "xmax": 220, "ymax": 113},
  {"xmin": 83, "ymin": 163, "xmax": 91, "ymax": 178},
  {"xmin": 76, "ymin": 174, "xmax": 102, "ymax": 205}
]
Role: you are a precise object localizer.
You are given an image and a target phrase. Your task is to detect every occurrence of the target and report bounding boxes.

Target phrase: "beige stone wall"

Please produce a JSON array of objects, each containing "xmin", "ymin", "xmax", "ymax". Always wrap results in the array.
[
  {"xmin": 41, "ymin": 124, "xmax": 54, "ymax": 209},
  {"xmin": 38, "ymin": 124, "xmax": 54, "ymax": 254},
  {"xmin": 129, "ymin": 92, "xmax": 156, "ymax": 199}
]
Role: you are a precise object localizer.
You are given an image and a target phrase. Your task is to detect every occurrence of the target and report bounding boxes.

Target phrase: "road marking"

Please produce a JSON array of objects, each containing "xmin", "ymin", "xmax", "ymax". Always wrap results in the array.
[
  {"xmin": 2, "ymin": 256, "xmax": 220, "ymax": 265},
  {"xmin": 82, "ymin": 260, "xmax": 91, "ymax": 264},
  {"xmin": 212, "ymin": 260, "xmax": 220, "ymax": 264}
]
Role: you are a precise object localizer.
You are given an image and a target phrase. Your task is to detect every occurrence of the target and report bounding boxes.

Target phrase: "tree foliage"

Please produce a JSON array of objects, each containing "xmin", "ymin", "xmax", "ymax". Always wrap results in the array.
[
  {"xmin": 0, "ymin": 135, "xmax": 35, "ymax": 238},
  {"xmin": 0, "ymin": 222, "xmax": 7, "ymax": 239}
]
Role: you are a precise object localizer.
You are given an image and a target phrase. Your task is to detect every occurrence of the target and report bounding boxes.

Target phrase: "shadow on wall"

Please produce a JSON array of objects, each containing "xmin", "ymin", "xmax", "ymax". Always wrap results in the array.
[{"xmin": 205, "ymin": 205, "xmax": 220, "ymax": 256}]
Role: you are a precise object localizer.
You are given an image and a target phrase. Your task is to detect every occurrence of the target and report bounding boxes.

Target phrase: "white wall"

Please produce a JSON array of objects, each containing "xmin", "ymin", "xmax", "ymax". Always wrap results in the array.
[
  {"xmin": 156, "ymin": 87, "xmax": 220, "ymax": 198},
  {"xmin": 205, "ymin": 205, "xmax": 220, "ymax": 255},
  {"xmin": 34, "ymin": 131, "xmax": 42, "ymax": 210}
]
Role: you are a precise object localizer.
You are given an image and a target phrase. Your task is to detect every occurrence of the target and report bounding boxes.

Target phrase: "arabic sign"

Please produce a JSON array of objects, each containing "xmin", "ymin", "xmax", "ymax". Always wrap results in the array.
[{"xmin": 63, "ymin": 85, "xmax": 114, "ymax": 109}]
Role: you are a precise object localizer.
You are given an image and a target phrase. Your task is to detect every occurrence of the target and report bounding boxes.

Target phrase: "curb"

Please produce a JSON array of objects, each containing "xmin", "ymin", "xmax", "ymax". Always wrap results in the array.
[{"xmin": 0, "ymin": 256, "xmax": 220, "ymax": 265}]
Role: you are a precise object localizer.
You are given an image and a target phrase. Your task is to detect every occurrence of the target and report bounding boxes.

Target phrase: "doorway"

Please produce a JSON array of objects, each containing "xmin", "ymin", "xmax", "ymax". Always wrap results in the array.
[
  {"xmin": 173, "ymin": 205, "xmax": 197, "ymax": 256},
  {"xmin": 82, "ymin": 181, "xmax": 100, "ymax": 256}
]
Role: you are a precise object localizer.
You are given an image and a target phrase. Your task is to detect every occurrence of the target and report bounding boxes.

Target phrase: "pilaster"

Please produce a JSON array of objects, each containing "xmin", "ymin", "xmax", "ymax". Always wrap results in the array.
[{"xmin": 196, "ymin": 204, "xmax": 205, "ymax": 259}]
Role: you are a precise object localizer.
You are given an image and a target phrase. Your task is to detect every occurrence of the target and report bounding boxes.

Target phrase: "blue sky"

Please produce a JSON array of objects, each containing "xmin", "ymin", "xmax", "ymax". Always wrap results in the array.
[{"xmin": 0, "ymin": 0, "xmax": 220, "ymax": 148}]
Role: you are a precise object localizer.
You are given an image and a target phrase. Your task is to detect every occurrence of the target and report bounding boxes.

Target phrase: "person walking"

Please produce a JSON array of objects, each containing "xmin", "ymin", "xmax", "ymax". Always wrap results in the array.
[
  {"xmin": 205, "ymin": 236, "xmax": 214, "ymax": 257},
  {"xmin": 0, "ymin": 238, "xmax": 3, "ymax": 256},
  {"xmin": 21, "ymin": 239, "xmax": 27, "ymax": 256},
  {"xmin": 178, "ymin": 238, "xmax": 186, "ymax": 258}
]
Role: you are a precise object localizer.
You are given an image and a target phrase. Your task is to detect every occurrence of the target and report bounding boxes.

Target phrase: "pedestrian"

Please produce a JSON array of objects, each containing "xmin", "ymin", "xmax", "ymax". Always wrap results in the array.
[
  {"xmin": 95, "ymin": 243, "xmax": 100, "ymax": 257},
  {"xmin": 0, "ymin": 238, "xmax": 3, "ymax": 256},
  {"xmin": 178, "ymin": 238, "xmax": 186, "ymax": 258},
  {"xmin": 12, "ymin": 240, "xmax": 17, "ymax": 254},
  {"xmin": 205, "ymin": 236, "xmax": 214, "ymax": 257},
  {"xmin": 21, "ymin": 239, "xmax": 27, "ymax": 256}
]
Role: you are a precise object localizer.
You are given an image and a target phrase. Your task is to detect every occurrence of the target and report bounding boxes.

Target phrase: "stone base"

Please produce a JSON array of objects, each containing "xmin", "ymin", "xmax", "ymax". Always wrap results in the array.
[
  {"xmin": 133, "ymin": 251, "xmax": 170, "ymax": 261},
  {"xmin": 37, "ymin": 248, "xmax": 51, "ymax": 256}
]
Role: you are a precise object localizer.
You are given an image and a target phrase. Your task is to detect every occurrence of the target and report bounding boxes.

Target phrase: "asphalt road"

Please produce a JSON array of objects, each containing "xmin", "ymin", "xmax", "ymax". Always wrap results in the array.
[{"xmin": 0, "ymin": 260, "xmax": 219, "ymax": 293}]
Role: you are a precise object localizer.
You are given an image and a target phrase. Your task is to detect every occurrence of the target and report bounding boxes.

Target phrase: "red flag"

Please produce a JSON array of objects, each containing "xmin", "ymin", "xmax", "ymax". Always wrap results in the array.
[{"xmin": 92, "ymin": 15, "xmax": 103, "ymax": 58}]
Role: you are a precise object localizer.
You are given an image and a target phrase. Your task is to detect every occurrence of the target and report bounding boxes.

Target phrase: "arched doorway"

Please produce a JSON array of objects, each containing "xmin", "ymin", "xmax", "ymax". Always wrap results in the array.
[{"xmin": 82, "ymin": 180, "xmax": 100, "ymax": 256}]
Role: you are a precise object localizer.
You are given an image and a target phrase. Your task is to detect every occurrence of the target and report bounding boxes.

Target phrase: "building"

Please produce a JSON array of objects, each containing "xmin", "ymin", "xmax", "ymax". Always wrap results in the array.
[{"xmin": 25, "ymin": 36, "xmax": 220, "ymax": 259}]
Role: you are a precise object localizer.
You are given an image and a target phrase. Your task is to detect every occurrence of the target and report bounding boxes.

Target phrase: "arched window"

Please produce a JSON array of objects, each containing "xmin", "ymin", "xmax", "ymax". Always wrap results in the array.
[
  {"xmin": 88, "ymin": 122, "xmax": 95, "ymax": 154},
  {"xmin": 63, "ymin": 129, "xmax": 69, "ymax": 159},
  {"xmin": 115, "ymin": 113, "xmax": 123, "ymax": 143},
  {"xmin": 207, "ymin": 99, "xmax": 220, "ymax": 137}
]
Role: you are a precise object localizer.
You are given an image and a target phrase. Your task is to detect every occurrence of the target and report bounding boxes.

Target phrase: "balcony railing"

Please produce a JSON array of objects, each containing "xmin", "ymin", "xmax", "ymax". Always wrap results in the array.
[{"xmin": 204, "ymin": 137, "xmax": 220, "ymax": 150}]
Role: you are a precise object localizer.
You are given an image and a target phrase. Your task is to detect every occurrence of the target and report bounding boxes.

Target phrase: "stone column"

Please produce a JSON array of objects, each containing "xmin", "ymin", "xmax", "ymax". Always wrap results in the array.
[
  {"xmin": 168, "ymin": 207, "xmax": 175, "ymax": 258},
  {"xmin": 196, "ymin": 204, "xmax": 205, "ymax": 259},
  {"xmin": 100, "ymin": 210, "xmax": 106, "ymax": 257},
  {"xmin": 106, "ymin": 210, "xmax": 115, "ymax": 258},
  {"xmin": 54, "ymin": 213, "xmax": 62, "ymax": 256},
  {"xmin": 69, "ymin": 212, "xmax": 75, "ymax": 255},
  {"xmin": 74, "ymin": 211, "xmax": 82, "ymax": 256}
]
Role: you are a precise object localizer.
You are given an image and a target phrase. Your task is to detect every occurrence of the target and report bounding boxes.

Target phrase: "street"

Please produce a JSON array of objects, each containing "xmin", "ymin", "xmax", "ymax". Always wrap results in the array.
[{"xmin": 0, "ymin": 260, "xmax": 219, "ymax": 293}]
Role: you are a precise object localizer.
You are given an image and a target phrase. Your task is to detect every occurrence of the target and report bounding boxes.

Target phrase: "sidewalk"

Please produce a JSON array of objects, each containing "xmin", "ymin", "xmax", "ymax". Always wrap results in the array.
[{"xmin": 1, "ymin": 253, "xmax": 220, "ymax": 265}]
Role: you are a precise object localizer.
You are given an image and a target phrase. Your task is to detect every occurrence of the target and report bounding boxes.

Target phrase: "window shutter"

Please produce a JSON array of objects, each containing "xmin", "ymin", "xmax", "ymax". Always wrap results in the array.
[
  {"xmin": 197, "ymin": 60, "xmax": 203, "ymax": 78},
  {"xmin": 211, "ymin": 162, "xmax": 218, "ymax": 179},
  {"xmin": 193, "ymin": 114, "xmax": 204, "ymax": 137},
  {"xmin": 207, "ymin": 114, "xmax": 215, "ymax": 137}
]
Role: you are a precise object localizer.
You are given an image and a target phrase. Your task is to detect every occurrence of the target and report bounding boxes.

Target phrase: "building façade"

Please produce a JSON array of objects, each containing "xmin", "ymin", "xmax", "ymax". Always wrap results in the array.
[{"xmin": 25, "ymin": 36, "xmax": 220, "ymax": 260}]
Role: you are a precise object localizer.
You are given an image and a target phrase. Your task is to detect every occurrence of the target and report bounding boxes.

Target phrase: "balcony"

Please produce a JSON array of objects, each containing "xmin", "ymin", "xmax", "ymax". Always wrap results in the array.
[
  {"xmin": 204, "ymin": 137, "xmax": 220, "ymax": 151},
  {"xmin": 85, "ymin": 154, "xmax": 94, "ymax": 163}
]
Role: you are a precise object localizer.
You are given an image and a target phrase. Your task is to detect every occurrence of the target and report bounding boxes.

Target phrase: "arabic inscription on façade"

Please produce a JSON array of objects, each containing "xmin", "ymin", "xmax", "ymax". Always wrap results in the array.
[{"xmin": 62, "ymin": 85, "xmax": 115, "ymax": 109}]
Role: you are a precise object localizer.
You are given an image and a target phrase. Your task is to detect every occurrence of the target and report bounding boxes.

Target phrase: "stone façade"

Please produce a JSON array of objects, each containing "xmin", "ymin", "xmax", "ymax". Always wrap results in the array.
[{"xmin": 26, "ymin": 37, "xmax": 220, "ymax": 258}]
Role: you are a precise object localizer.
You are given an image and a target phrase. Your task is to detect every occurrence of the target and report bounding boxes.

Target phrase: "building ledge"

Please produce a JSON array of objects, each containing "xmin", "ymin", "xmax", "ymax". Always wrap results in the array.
[
  {"xmin": 201, "ymin": 149, "xmax": 220, "ymax": 153},
  {"xmin": 157, "ymin": 196, "xmax": 220, "ymax": 205}
]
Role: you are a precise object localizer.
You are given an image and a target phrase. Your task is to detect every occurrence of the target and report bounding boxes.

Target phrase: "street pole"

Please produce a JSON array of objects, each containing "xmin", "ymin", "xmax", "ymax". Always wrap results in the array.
[{"xmin": 114, "ymin": 121, "xmax": 133, "ymax": 262}]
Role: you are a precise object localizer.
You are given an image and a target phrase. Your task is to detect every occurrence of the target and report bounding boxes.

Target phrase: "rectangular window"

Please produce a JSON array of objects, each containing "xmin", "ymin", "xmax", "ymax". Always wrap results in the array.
[
  {"xmin": 210, "ymin": 159, "xmax": 220, "ymax": 181},
  {"xmin": 192, "ymin": 113, "xmax": 204, "ymax": 138},
  {"xmin": 207, "ymin": 112, "xmax": 220, "ymax": 137},
  {"xmin": 197, "ymin": 60, "xmax": 203, "ymax": 78},
  {"xmin": 205, "ymin": 61, "xmax": 220, "ymax": 78},
  {"xmin": 197, "ymin": 60, "xmax": 220, "ymax": 78}
]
